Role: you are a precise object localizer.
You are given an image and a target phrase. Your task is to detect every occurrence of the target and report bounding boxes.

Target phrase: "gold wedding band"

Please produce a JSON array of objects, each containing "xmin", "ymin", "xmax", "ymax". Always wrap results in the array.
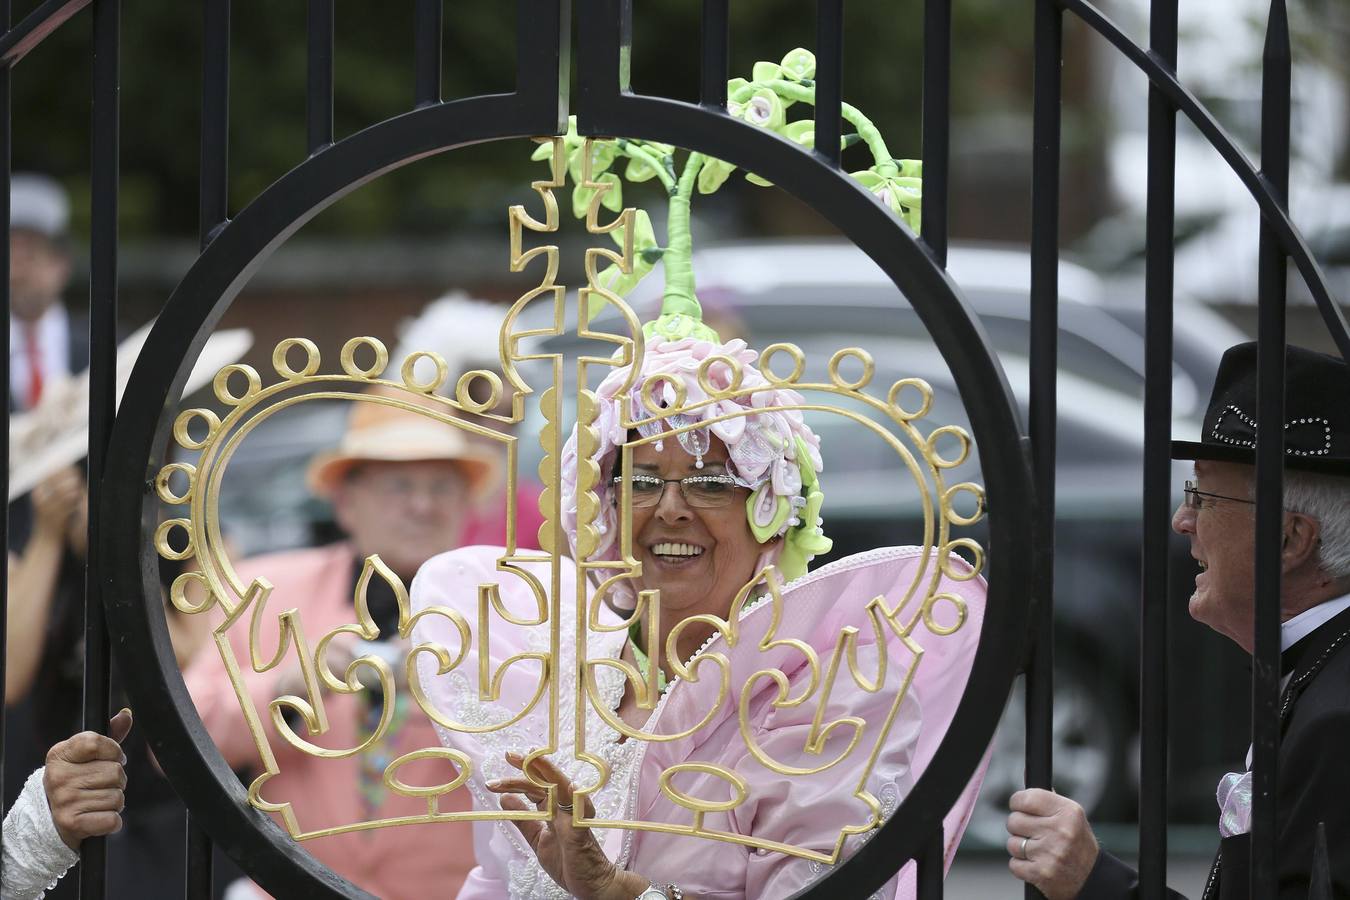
[{"xmin": 1020, "ymin": 836, "xmax": 1030, "ymax": 860}]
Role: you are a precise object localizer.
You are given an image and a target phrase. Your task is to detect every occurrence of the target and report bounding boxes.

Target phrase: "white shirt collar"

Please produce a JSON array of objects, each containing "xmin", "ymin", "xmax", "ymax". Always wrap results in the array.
[
  {"xmin": 9, "ymin": 304, "xmax": 70, "ymax": 410},
  {"xmin": 1282, "ymin": 591, "xmax": 1350, "ymax": 652}
]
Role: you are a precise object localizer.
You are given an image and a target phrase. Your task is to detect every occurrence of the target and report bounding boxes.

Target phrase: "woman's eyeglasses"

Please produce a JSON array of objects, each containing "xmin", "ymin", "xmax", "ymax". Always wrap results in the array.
[
  {"xmin": 612, "ymin": 473, "xmax": 753, "ymax": 508},
  {"xmin": 1183, "ymin": 480, "xmax": 1256, "ymax": 510}
]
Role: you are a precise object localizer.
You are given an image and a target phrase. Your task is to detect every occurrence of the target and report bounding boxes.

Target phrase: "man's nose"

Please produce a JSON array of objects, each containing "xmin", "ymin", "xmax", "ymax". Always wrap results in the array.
[
  {"xmin": 406, "ymin": 487, "xmax": 439, "ymax": 515},
  {"xmin": 1172, "ymin": 500, "xmax": 1195, "ymax": 535}
]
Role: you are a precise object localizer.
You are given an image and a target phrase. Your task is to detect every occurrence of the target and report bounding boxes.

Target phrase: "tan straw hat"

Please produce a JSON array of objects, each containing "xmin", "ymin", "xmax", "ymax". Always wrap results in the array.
[{"xmin": 305, "ymin": 397, "xmax": 499, "ymax": 497}]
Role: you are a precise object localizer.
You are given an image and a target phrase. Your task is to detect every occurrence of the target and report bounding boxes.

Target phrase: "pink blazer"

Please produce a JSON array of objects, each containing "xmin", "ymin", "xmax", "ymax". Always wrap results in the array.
[{"xmin": 183, "ymin": 542, "xmax": 475, "ymax": 900}]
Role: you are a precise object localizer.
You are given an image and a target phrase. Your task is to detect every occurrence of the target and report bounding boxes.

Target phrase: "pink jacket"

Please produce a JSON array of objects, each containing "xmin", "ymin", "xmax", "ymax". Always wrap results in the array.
[
  {"xmin": 410, "ymin": 545, "xmax": 990, "ymax": 899},
  {"xmin": 183, "ymin": 542, "xmax": 474, "ymax": 899}
]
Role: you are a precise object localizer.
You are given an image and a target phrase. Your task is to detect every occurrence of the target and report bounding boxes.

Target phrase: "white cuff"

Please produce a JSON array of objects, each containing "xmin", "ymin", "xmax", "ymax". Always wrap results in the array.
[{"xmin": 2, "ymin": 767, "xmax": 81, "ymax": 900}]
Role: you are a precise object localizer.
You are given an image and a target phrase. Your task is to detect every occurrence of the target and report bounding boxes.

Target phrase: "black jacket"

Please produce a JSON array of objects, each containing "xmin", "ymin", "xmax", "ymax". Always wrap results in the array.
[{"xmin": 1079, "ymin": 602, "xmax": 1350, "ymax": 900}]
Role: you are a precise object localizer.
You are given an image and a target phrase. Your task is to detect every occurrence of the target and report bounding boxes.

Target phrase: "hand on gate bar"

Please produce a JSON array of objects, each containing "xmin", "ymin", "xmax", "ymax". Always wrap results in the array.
[
  {"xmin": 44, "ymin": 708, "xmax": 134, "ymax": 850},
  {"xmin": 1006, "ymin": 788, "xmax": 1099, "ymax": 899}
]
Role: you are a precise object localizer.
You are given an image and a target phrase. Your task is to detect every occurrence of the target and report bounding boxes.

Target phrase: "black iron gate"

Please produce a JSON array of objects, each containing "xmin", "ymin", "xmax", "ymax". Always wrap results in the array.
[{"xmin": 0, "ymin": 1, "xmax": 1345, "ymax": 899}]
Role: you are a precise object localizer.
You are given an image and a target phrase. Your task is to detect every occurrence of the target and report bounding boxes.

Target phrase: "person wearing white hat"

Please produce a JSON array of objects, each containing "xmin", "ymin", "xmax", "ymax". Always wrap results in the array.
[
  {"xmin": 183, "ymin": 391, "xmax": 498, "ymax": 900},
  {"xmin": 8, "ymin": 173, "xmax": 77, "ymax": 415}
]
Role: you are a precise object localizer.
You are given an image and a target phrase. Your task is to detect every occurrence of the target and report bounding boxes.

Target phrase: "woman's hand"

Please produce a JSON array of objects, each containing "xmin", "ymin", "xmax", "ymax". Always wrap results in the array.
[
  {"xmin": 31, "ymin": 467, "xmax": 84, "ymax": 542},
  {"xmin": 486, "ymin": 752, "xmax": 650, "ymax": 900}
]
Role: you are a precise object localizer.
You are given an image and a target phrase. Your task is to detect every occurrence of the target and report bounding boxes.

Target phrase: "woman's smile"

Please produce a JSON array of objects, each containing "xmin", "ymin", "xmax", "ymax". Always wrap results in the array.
[{"xmin": 645, "ymin": 540, "xmax": 707, "ymax": 569}]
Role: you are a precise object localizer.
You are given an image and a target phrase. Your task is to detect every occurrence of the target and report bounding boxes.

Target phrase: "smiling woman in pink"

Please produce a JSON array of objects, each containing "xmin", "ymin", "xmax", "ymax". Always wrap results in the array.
[{"xmin": 408, "ymin": 315, "xmax": 990, "ymax": 899}]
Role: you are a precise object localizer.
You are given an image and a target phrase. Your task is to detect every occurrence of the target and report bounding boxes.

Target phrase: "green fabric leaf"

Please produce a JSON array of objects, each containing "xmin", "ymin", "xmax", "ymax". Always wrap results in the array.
[
  {"xmin": 698, "ymin": 157, "xmax": 736, "ymax": 194},
  {"xmin": 744, "ymin": 171, "xmax": 775, "ymax": 187},
  {"xmin": 529, "ymin": 142, "xmax": 554, "ymax": 162},
  {"xmin": 779, "ymin": 47, "xmax": 816, "ymax": 81},
  {"xmin": 571, "ymin": 174, "xmax": 622, "ymax": 219},
  {"xmin": 850, "ymin": 168, "xmax": 885, "ymax": 189},
  {"xmin": 851, "ymin": 165, "xmax": 924, "ymax": 234},
  {"xmin": 595, "ymin": 262, "xmax": 648, "ymax": 299},
  {"xmin": 609, "ymin": 208, "xmax": 657, "ymax": 253},
  {"xmin": 751, "ymin": 61, "xmax": 782, "ymax": 82},
  {"xmin": 626, "ymin": 155, "xmax": 657, "ymax": 182},
  {"xmin": 594, "ymin": 210, "xmax": 658, "ymax": 298},
  {"xmin": 571, "ymin": 183, "xmax": 592, "ymax": 220},
  {"xmin": 781, "ymin": 119, "xmax": 815, "ymax": 148},
  {"xmin": 599, "ymin": 172, "xmax": 623, "ymax": 212}
]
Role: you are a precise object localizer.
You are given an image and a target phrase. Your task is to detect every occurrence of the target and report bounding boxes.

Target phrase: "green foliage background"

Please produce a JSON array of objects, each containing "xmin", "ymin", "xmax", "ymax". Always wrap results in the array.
[{"xmin": 11, "ymin": 0, "xmax": 1031, "ymax": 240}]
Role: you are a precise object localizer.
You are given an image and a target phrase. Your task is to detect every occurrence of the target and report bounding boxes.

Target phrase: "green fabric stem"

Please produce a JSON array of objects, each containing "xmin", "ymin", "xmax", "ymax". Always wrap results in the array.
[{"xmin": 647, "ymin": 151, "xmax": 720, "ymax": 343}]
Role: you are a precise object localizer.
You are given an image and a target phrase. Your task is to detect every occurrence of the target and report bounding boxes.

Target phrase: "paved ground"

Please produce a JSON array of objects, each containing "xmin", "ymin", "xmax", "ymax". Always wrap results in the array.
[{"xmin": 942, "ymin": 853, "xmax": 1213, "ymax": 898}]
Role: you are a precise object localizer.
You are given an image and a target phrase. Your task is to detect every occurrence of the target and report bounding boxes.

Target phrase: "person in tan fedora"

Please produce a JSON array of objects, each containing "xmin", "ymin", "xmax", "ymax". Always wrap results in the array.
[
  {"xmin": 184, "ymin": 392, "xmax": 498, "ymax": 900},
  {"xmin": 304, "ymin": 394, "xmax": 499, "ymax": 584}
]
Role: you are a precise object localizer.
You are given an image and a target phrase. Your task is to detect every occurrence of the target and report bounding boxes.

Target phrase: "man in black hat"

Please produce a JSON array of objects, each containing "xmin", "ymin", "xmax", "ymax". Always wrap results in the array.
[{"xmin": 1003, "ymin": 342, "xmax": 1350, "ymax": 899}]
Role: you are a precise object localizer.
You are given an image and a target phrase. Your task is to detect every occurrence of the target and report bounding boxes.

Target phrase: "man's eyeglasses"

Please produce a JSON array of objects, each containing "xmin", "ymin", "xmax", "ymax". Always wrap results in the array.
[
  {"xmin": 1183, "ymin": 480, "xmax": 1256, "ymax": 510},
  {"xmin": 612, "ymin": 473, "xmax": 753, "ymax": 508}
]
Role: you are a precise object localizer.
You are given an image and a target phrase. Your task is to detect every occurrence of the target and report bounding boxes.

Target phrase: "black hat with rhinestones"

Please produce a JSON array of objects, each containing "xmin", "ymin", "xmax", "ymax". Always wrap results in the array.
[{"xmin": 1172, "ymin": 342, "xmax": 1350, "ymax": 475}]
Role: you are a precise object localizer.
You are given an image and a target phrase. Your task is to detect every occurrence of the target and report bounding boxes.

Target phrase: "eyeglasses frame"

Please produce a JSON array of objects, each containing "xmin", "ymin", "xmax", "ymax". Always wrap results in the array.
[
  {"xmin": 1182, "ymin": 479, "xmax": 1256, "ymax": 510},
  {"xmin": 611, "ymin": 472, "xmax": 756, "ymax": 508}
]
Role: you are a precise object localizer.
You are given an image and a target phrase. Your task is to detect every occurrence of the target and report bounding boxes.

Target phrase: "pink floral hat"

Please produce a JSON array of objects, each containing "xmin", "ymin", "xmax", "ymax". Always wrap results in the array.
[{"xmin": 548, "ymin": 48, "xmax": 923, "ymax": 608}]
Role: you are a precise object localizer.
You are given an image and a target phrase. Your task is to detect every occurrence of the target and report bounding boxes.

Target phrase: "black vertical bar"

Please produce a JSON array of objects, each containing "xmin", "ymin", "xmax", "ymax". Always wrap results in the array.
[
  {"xmin": 919, "ymin": 0, "xmax": 950, "ymax": 265},
  {"xmin": 185, "ymin": 815, "xmax": 213, "ymax": 900},
  {"xmin": 1138, "ymin": 0, "xmax": 1177, "ymax": 896},
  {"xmin": 0, "ymin": 1, "xmax": 11, "ymax": 889},
  {"xmin": 813, "ymin": 0, "xmax": 842, "ymax": 167},
  {"xmin": 915, "ymin": 827, "xmax": 944, "ymax": 900},
  {"xmin": 1026, "ymin": 1, "xmax": 1061, "ymax": 896},
  {"xmin": 1251, "ymin": 2, "xmax": 1290, "ymax": 896},
  {"xmin": 413, "ymin": 0, "xmax": 441, "ymax": 108},
  {"xmin": 698, "ymin": 0, "xmax": 728, "ymax": 109},
  {"xmin": 80, "ymin": 0, "xmax": 118, "ymax": 894},
  {"xmin": 576, "ymin": 0, "xmax": 627, "ymax": 130},
  {"xmin": 306, "ymin": 0, "xmax": 333, "ymax": 153},
  {"xmin": 199, "ymin": 0, "xmax": 228, "ymax": 249},
  {"xmin": 191, "ymin": 2, "xmax": 228, "ymax": 888},
  {"xmin": 511, "ymin": 0, "xmax": 569, "ymax": 130}
]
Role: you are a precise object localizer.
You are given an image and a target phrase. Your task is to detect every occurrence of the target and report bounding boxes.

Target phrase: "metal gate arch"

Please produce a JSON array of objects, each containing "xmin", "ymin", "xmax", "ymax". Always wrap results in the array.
[
  {"xmin": 0, "ymin": 0, "xmax": 1336, "ymax": 896},
  {"xmin": 98, "ymin": 3, "xmax": 1037, "ymax": 899}
]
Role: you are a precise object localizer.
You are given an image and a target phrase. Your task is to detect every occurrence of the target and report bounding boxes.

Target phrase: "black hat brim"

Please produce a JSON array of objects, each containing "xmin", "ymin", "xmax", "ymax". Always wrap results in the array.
[{"xmin": 1171, "ymin": 439, "xmax": 1350, "ymax": 476}]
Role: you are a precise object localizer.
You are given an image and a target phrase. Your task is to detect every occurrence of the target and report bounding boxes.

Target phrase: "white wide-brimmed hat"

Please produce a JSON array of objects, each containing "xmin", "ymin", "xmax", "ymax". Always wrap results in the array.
[{"xmin": 8, "ymin": 325, "xmax": 253, "ymax": 501}]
